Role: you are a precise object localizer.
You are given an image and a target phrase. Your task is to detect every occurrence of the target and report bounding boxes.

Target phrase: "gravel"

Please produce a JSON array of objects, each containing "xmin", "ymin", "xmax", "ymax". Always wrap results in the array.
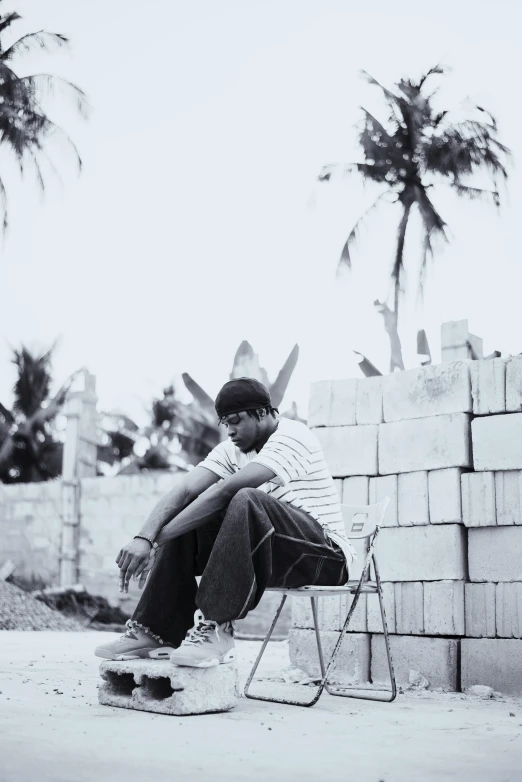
[{"xmin": 0, "ymin": 580, "xmax": 85, "ymax": 631}]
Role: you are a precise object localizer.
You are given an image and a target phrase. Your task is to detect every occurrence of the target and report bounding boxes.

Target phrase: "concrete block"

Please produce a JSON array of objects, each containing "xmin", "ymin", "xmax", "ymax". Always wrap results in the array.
[
  {"xmin": 506, "ymin": 356, "xmax": 522, "ymax": 413},
  {"xmin": 289, "ymin": 629, "xmax": 370, "ymax": 684},
  {"xmin": 369, "ymin": 475, "xmax": 398, "ymax": 527},
  {"xmin": 367, "ymin": 582, "xmax": 395, "ymax": 633},
  {"xmin": 329, "ymin": 379, "xmax": 358, "ymax": 426},
  {"xmin": 291, "ymin": 594, "xmax": 367, "ymax": 633},
  {"xmin": 371, "ymin": 635, "xmax": 459, "ymax": 690},
  {"xmin": 465, "ymin": 583, "xmax": 496, "ymax": 637},
  {"xmin": 461, "ymin": 472, "xmax": 496, "ymax": 527},
  {"xmin": 291, "ymin": 595, "xmax": 340, "ymax": 631},
  {"xmin": 333, "ymin": 479, "xmax": 342, "ymax": 501},
  {"xmin": 394, "ymin": 582, "xmax": 424, "ymax": 634},
  {"xmin": 315, "ymin": 425, "xmax": 378, "ymax": 477},
  {"xmin": 424, "ymin": 581, "xmax": 465, "ymax": 636},
  {"xmin": 496, "ymin": 583, "xmax": 522, "ymax": 638},
  {"xmin": 461, "ymin": 639, "xmax": 522, "ymax": 696},
  {"xmin": 472, "ymin": 414, "xmax": 522, "ymax": 471},
  {"xmin": 355, "ymin": 376, "xmax": 383, "ymax": 425},
  {"xmin": 428, "ymin": 468, "xmax": 463, "ymax": 524},
  {"xmin": 379, "ymin": 414, "xmax": 471, "ymax": 475},
  {"xmin": 470, "ymin": 358, "xmax": 507, "ymax": 415},
  {"xmin": 494, "ymin": 471, "xmax": 522, "ymax": 526},
  {"xmin": 468, "ymin": 527, "xmax": 522, "ymax": 582},
  {"xmin": 376, "ymin": 525, "xmax": 467, "ymax": 582},
  {"xmin": 98, "ymin": 659, "xmax": 239, "ymax": 715},
  {"xmin": 307, "ymin": 380, "xmax": 332, "ymax": 427},
  {"xmin": 382, "ymin": 361, "xmax": 472, "ymax": 423},
  {"xmin": 341, "ymin": 476, "xmax": 369, "ymax": 505},
  {"xmin": 398, "ymin": 471, "xmax": 429, "ymax": 526}
]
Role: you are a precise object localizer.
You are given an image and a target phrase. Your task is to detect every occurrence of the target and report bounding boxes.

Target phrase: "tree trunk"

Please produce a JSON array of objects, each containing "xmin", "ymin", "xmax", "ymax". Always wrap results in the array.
[{"xmin": 374, "ymin": 300, "xmax": 405, "ymax": 372}]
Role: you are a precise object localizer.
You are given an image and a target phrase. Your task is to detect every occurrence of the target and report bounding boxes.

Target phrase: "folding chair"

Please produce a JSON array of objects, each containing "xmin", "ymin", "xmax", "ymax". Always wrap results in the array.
[{"xmin": 243, "ymin": 497, "xmax": 396, "ymax": 707}]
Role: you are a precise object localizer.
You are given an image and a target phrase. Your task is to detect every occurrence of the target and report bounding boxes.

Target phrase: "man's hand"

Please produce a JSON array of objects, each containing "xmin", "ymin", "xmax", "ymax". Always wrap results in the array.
[{"xmin": 116, "ymin": 538, "xmax": 152, "ymax": 594}]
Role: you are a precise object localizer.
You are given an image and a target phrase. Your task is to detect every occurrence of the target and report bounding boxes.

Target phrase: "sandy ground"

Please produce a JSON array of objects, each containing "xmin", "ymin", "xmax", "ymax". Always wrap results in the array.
[{"xmin": 0, "ymin": 631, "xmax": 521, "ymax": 782}]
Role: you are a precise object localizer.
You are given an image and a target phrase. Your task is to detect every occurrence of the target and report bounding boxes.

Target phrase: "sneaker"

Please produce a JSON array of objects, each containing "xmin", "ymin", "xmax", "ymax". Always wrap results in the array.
[
  {"xmin": 169, "ymin": 620, "xmax": 236, "ymax": 668},
  {"xmin": 94, "ymin": 621, "xmax": 174, "ymax": 661}
]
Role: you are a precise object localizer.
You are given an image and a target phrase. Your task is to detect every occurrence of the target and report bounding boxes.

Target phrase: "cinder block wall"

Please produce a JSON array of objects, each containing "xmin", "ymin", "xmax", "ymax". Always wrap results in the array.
[
  {"xmin": 292, "ymin": 357, "xmax": 522, "ymax": 695},
  {"xmin": 0, "ymin": 471, "xmax": 175, "ymax": 614},
  {"xmin": 0, "ymin": 481, "xmax": 62, "ymax": 584}
]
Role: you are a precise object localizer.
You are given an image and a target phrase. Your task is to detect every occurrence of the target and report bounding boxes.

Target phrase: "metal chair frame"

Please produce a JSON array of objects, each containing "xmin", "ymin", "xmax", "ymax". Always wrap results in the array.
[{"xmin": 243, "ymin": 497, "xmax": 397, "ymax": 707}]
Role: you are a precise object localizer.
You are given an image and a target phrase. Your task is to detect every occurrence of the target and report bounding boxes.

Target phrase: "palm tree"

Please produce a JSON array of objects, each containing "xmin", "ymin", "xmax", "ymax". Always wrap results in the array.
[
  {"xmin": 0, "ymin": 3, "xmax": 88, "ymax": 229},
  {"xmin": 319, "ymin": 66, "xmax": 511, "ymax": 371},
  {"xmin": 0, "ymin": 345, "xmax": 80, "ymax": 483}
]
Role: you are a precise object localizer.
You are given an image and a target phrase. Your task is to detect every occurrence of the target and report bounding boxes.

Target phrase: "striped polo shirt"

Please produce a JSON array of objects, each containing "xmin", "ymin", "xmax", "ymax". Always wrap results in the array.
[{"xmin": 198, "ymin": 417, "xmax": 355, "ymax": 569}]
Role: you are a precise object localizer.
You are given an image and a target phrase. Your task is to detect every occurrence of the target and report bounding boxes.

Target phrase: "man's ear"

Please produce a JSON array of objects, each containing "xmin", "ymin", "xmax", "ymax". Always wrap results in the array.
[{"xmin": 257, "ymin": 408, "xmax": 267, "ymax": 420}]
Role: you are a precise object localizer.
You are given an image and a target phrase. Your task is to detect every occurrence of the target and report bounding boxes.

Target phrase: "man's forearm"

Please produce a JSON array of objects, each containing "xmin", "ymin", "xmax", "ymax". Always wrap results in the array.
[
  {"xmin": 155, "ymin": 484, "xmax": 231, "ymax": 545},
  {"xmin": 138, "ymin": 483, "xmax": 194, "ymax": 541}
]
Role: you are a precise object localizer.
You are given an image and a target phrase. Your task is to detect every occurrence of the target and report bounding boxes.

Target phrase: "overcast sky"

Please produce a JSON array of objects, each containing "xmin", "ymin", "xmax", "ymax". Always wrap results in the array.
[{"xmin": 1, "ymin": 0, "xmax": 520, "ymax": 423}]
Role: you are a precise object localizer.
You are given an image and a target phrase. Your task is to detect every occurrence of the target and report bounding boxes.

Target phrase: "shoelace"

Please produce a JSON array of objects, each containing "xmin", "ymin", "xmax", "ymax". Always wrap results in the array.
[
  {"xmin": 121, "ymin": 621, "xmax": 138, "ymax": 641},
  {"xmin": 184, "ymin": 620, "xmax": 220, "ymax": 646}
]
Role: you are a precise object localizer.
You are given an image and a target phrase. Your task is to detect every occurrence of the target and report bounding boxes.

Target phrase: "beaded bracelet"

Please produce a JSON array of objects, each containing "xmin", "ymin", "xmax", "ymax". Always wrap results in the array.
[{"xmin": 134, "ymin": 534, "xmax": 155, "ymax": 549}]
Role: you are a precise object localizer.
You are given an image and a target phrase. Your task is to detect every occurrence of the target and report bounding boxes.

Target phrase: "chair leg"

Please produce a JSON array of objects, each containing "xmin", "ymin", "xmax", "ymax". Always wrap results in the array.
[
  {"xmin": 326, "ymin": 557, "xmax": 397, "ymax": 703},
  {"xmin": 243, "ymin": 594, "xmax": 329, "ymax": 707}
]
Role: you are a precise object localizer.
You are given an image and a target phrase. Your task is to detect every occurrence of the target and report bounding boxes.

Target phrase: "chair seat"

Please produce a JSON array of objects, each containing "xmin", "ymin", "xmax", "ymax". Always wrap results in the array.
[{"xmin": 268, "ymin": 581, "xmax": 378, "ymax": 597}]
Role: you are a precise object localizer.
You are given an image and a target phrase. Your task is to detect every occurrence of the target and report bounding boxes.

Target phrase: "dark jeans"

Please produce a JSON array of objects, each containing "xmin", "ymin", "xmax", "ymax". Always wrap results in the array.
[{"xmin": 132, "ymin": 487, "xmax": 348, "ymax": 647}]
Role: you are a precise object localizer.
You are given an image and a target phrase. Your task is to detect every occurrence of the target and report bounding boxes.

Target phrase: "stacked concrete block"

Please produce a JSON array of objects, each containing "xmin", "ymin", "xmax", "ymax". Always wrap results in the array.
[
  {"xmin": 461, "ymin": 472, "xmax": 496, "ymax": 527},
  {"xmin": 424, "ymin": 581, "xmax": 465, "ymax": 636},
  {"xmin": 355, "ymin": 376, "xmax": 383, "ymax": 425},
  {"xmin": 314, "ymin": 425, "xmax": 378, "ymax": 477},
  {"xmin": 472, "ymin": 414, "xmax": 522, "ymax": 471},
  {"xmin": 366, "ymin": 582, "xmax": 395, "ymax": 633},
  {"xmin": 470, "ymin": 358, "xmax": 507, "ymax": 415},
  {"xmin": 495, "ymin": 583, "xmax": 522, "ymax": 638},
  {"xmin": 398, "ymin": 471, "xmax": 429, "ymax": 526},
  {"xmin": 494, "ymin": 471, "xmax": 522, "ymax": 525},
  {"xmin": 382, "ymin": 361, "xmax": 472, "ymax": 422},
  {"xmin": 428, "ymin": 468, "xmax": 463, "ymax": 524},
  {"xmin": 329, "ymin": 379, "xmax": 358, "ymax": 426},
  {"xmin": 379, "ymin": 413, "xmax": 472, "ymax": 474},
  {"xmin": 291, "ymin": 593, "xmax": 367, "ymax": 634},
  {"xmin": 369, "ymin": 475, "xmax": 398, "ymax": 527},
  {"xmin": 372, "ymin": 635, "xmax": 459, "ymax": 690},
  {"xmin": 505, "ymin": 356, "xmax": 522, "ymax": 412},
  {"xmin": 468, "ymin": 527, "xmax": 522, "ymax": 582},
  {"xmin": 461, "ymin": 639, "xmax": 522, "ymax": 696},
  {"xmin": 465, "ymin": 583, "xmax": 496, "ymax": 637},
  {"xmin": 394, "ymin": 582, "xmax": 424, "ymax": 634},
  {"xmin": 289, "ymin": 629, "xmax": 370, "ymax": 684},
  {"xmin": 375, "ymin": 525, "xmax": 467, "ymax": 582}
]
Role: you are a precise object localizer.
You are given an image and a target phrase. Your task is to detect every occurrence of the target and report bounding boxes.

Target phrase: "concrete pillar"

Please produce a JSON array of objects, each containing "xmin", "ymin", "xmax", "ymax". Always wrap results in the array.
[
  {"xmin": 441, "ymin": 319, "xmax": 483, "ymax": 362},
  {"xmin": 60, "ymin": 370, "xmax": 98, "ymax": 586}
]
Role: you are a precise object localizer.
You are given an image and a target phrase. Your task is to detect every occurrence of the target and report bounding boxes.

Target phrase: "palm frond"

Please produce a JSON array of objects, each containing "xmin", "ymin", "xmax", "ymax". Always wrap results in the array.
[
  {"xmin": 0, "ymin": 11, "xmax": 21, "ymax": 39},
  {"xmin": 414, "ymin": 185, "xmax": 448, "ymax": 303},
  {"xmin": 0, "ymin": 31, "xmax": 69, "ymax": 61},
  {"xmin": 0, "ymin": 174, "xmax": 8, "ymax": 232},
  {"xmin": 454, "ymin": 183, "xmax": 500, "ymax": 207},
  {"xmin": 269, "ymin": 344, "xmax": 299, "ymax": 408},
  {"xmin": 12, "ymin": 346, "xmax": 54, "ymax": 417},
  {"xmin": 337, "ymin": 191, "xmax": 389, "ymax": 271},
  {"xmin": 21, "ymin": 74, "xmax": 90, "ymax": 120}
]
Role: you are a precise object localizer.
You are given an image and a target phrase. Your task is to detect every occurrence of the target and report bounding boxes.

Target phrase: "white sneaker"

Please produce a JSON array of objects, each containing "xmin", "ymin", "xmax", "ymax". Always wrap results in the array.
[{"xmin": 170, "ymin": 620, "xmax": 236, "ymax": 668}]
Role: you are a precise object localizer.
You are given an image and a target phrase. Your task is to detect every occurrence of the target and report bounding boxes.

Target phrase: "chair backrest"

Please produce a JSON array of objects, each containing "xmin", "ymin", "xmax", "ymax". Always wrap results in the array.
[{"xmin": 341, "ymin": 497, "xmax": 391, "ymax": 539}]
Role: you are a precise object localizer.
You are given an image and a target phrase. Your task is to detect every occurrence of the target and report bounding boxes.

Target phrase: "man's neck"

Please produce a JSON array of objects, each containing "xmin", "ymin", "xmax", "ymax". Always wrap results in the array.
[{"xmin": 254, "ymin": 417, "xmax": 279, "ymax": 453}]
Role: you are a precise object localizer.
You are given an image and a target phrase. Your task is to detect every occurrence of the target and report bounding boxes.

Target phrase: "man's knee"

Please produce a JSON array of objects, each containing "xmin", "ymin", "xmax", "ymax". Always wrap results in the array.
[{"xmin": 228, "ymin": 486, "xmax": 262, "ymax": 507}]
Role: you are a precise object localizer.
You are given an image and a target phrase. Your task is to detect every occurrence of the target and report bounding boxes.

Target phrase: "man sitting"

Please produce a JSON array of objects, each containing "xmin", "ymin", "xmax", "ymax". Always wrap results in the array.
[{"xmin": 95, "ymin": 378, "xmax": 355, "ymax": 667}]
